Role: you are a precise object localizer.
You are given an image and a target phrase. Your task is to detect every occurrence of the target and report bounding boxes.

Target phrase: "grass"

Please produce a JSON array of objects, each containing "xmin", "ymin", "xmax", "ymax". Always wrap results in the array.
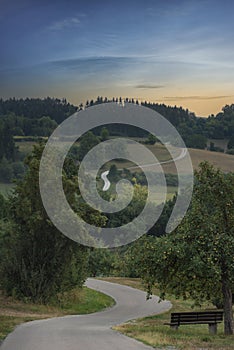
[
  {"xmin": 159, "ymin": 145, "xmax": 234, "ymax": 175},
  {"xmin": 0, "ymin": 316, "xmax": 37, "ymax": 342},
  {"xmin": 14, "ymin": 138, "xmax": 234, "ymax": 176},
  {"xmin": 106, "ymin": 143, "xmax": 234, "ymax": 175},
  {"xmin": 100, "ymin": 277, "xmax": 234, "ymax": 350},
  {"xmin": 0, "ymin": 286, "xmax": 115, "ymax": 342},
  {"xmin": 15, "ymin": 141, "xmax": 38, "ymax": 154}
]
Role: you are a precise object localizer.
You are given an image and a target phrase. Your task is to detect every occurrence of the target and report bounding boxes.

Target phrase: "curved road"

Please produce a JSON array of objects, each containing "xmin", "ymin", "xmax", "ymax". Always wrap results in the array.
[{"xmin": 1, "ymin": 279, "xmax": 171, "ymax": 350}]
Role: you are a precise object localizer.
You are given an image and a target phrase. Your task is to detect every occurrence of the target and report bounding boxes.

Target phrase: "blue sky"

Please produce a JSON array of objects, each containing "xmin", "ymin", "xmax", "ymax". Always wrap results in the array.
[{"xmin": 1, "ymin": 0, "xmax": 234, "ymax": 116}]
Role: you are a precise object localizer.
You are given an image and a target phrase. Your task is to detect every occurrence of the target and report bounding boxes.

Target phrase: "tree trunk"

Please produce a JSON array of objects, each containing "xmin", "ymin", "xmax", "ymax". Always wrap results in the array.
[{"xmin": 222, "ymin": 277, "xmax": 233, "ymax": 335}]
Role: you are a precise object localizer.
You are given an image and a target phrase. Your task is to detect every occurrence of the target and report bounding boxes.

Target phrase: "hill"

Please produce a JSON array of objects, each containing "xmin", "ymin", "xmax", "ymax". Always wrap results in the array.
[
  {"xmin": 112, "ymin": 143, "xmax": 234, "ymax": 175},
  {"xmin": 162, "ymin": 147, "xmax": 234, "ymax": 174}
]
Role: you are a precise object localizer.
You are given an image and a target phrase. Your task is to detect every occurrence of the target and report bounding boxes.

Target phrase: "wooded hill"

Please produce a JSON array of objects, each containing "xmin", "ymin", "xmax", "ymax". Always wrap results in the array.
[
  {"xmin": 0, "ymin": 96, "xmax": 234, "ymax": 183},
  {"xmin": 0, "ymin": 97, "xmax": 234, "ymax": 147}
]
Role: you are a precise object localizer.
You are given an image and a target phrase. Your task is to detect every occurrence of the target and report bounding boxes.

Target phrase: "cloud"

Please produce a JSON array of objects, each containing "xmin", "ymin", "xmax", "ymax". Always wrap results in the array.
[
  {"xmin": 135, "ymin": 84, "xmax": 165, "ymax": 89},
  {"xmin": 161, "ymin": 95, "xmax": 233, "ymax": 101},
  {"xmin": 47, "ymin": 17, "xmax": 82, "ymax": 31},
  {"xmin": 46, "ymin": 56, "xmax": 139, "ymax": 71}
]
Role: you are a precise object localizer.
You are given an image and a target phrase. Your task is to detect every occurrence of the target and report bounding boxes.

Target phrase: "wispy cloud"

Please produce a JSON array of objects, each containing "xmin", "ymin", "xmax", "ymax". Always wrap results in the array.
[
  {"xmin": 47, "ymin": 16, "xmax": 83, "ymax": 31},
  {"xmin": 135, "ymin": 84, "xmax": 165, "ymax": 89},
  {"xmin": 46, "ymin": 56, "xmax": 139, "ymax": 70},
  {"xmin": 161, "ymin": 95, "xmax": 233, "ymax": 101}
]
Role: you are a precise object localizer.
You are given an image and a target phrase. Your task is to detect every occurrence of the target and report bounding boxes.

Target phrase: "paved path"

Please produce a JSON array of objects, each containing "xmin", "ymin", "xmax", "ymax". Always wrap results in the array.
[{"xmin": 1, "ymin": 278, "xmax": 171, "ymax": 350}]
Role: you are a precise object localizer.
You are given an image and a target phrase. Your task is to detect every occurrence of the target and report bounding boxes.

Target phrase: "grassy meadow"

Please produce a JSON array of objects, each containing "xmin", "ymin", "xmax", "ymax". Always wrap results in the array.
[
  {"xmin": 112, "ymin": 142, "xmax": 234, "ymax": 175},
  {"xmin": 1, "ymin": 139, "xmax": 233, "ymax": 199}
]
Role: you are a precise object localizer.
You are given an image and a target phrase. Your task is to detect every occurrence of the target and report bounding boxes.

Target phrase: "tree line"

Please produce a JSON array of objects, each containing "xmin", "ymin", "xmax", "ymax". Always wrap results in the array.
[
  {"xmin": 0, "ymin": 119, "xmax": 25, "ymax": 182},
  {"xmin": 0, "ymin": 96, "xmax": 234, "ymax": 149}
]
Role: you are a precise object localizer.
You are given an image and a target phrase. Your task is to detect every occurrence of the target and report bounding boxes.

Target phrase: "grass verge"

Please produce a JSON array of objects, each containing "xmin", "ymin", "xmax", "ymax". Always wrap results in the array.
[
  {"xmin": 101, "ymin": 277, "xmax": 234, "ymax": 350},
  {"xmin": 0, "ymin": 286, "xmax": 115, "ymax": 342}
]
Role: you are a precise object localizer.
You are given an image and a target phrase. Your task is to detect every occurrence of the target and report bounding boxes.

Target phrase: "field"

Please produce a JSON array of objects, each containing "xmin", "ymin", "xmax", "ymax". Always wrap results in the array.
[
  {"xmin": 187, "ymin": 148, "xmax": 234, "ymax": 174},
  {"xmin": 14, "ymin": 139, "xmax": 234, "ymax": 175},
  {"xmin": 101, "ymin": 278, "xmax": 234, "ymax": 350},
  {"xmin": 0, "ymin": 140, "xmax": 233, "ymax": 197},
  {"xmin": 111, "ymin": 143, "xmax": 234, "ymax": 175},
  {"xmin": 15, "ymin": 141, "xmax": 38, "ymax": 154}
]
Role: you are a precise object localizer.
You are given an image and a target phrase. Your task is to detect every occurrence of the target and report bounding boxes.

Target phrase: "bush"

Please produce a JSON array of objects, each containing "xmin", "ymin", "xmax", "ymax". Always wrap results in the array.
[
  {"xmin": 226, "ymin": 148, "xmax": 234, "ymax": 155},
  {"xmin": 0, "ymin": 158, "xmax": 13, "ymax": 183},
  {"xmin": 12, "ymin": 162, "xmax": 25, "ymax": 179},
  {"xmin": 209, "ymin": 142, "xmax": 224, "ymax": 152}
]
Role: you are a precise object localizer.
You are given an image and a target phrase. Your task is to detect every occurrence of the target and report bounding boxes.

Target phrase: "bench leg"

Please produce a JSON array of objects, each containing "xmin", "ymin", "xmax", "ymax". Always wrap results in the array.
[{"xmin": 209, "ymin": 323, "xmax": 217, "ymax": 335}]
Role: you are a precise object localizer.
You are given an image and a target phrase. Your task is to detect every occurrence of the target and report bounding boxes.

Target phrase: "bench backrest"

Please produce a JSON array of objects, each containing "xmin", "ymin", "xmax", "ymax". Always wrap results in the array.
[{"xmin": 171, "ymin": 311, "xmax": 223, "ymax": 324}]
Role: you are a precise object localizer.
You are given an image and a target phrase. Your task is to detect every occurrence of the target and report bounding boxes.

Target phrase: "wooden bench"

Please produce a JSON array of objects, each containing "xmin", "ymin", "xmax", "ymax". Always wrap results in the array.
[{"xmin": 164, "ymin": 311, "xmax": 223, "ymax": 334}]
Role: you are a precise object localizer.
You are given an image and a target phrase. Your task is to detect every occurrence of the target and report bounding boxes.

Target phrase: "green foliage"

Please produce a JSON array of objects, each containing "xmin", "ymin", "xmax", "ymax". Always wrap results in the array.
[
  {"xmin": 209, "ymin": 141, "xmax": 224, "ymax": 152},
  {"xmin": 31, "ymin": 116, "xmax": 58, "ymax": 136},
  {"xmin": 88, "ymin": 249, "xmax": 116, "ymax": 277},
  {"xmin": 0, "ymin": 143, "xmax": 89, "ymax": 303},
  {"xmin": 145, "ymin": 133, "xmax": 157, "ymax": 145},
  {"xmin": 77, "ymin": 131, "xmax": 100, "ymax": 161},
  {"xmin": 0, "ymin": 158, "xmax": 13, "ymax": 182},
  {"xmin": 206, "ymin": 105, "xmax": 234, "ymax": 139},
  {"xmin": 227, "ymin": 135, "xmax": 234, "ymax": 150},
  {"xmin": 133, "ymin": 163, "xmax": 234, "ymax": 334},
  {"xmin": 11, "ymin": 161, "xmax": 25, "ymax": 179},
  {"xmin": 226, "ymin": 148, "xmax": 234, "ymax": 155},
  {"xmin": 0, "ymin": 121, "xmax": 17, "ymax": 161},
  {"xmin": 105, "ymin": 183, "xmax": 147, "ymax": 228},
  {"xmin": 108, "ymin": 164, "xmax": 119, "ymax": 182},
  {"xmin": 184, "ymin": 134, "xmax": 207, "ymax": 149},
  {"xmin": 0, "ymin": 158, "xmax": 25, "ymax": 183},
  {"xmin": 0, "ymin": 193, "xmax": 8, "ymax": 219},
  {"xmin": 1, "ymin": 97, "xmax": 234, "ymax": 149},
  {"xmin": 0, "ymin": 97, "xmax": 77, "ymax": 124},
  {"xmin": 148, "ymin": 195, "xmax": 177, "ymax": 237},
  {"xmin": 100, "ymin": 127, "xmax": 109, "ymax": 141}
]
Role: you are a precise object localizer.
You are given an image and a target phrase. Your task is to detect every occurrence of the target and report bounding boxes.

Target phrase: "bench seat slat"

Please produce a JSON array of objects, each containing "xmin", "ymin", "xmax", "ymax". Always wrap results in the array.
[
  {"xmin": 175, "ymin": 321, "xmax": 222, "ymax": 325},
  {"xmin": 166, "ymin": 311, "xmax": 223, "ymax": 326},
  {"xmin": 164, "ymin": 321, "xmax": 222, "ymax": 326},
  {"xmin": 171, "ymin": 316, "xmax": 223, "ymax": 321}
]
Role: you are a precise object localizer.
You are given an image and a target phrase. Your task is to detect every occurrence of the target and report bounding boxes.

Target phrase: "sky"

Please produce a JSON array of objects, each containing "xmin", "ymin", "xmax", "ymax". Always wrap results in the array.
[{"xmin": 1, "ymin": 0, "xmax": 234, "ymax": 116}]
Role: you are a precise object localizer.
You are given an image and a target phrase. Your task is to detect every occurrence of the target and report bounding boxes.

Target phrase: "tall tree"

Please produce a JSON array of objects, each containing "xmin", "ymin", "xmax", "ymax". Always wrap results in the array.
[
  {"xmin": 0, "ymin": 143, "xmax": 89, "ymax": 302},
  {"xmin": 100, "ymin": 127, "xmax": 109, "ymax": 141},
  {"xmin": 135, "ymin": 163, "xmax": 234, "ymax": 335},
  {"xmin": 0, "ymin": 121, "xmax": 16, "ymax": 161},
  {"xmin": 78, "ymin": 131, "xmax": 100, "ymax": 161}
]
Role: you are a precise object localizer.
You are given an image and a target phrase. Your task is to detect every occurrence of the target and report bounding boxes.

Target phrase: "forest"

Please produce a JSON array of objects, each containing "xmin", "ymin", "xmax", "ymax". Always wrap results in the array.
[
  {"xmin": 0, "ymin": 96, "xmax": 234, "ymax": 141},
  {"xmin": 0, "ymin": 96, "xmax": 234, "ymax": 184}
]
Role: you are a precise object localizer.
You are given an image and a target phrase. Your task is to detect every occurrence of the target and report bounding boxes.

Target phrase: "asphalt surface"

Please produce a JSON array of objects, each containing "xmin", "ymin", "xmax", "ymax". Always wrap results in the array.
[{"xmin": 1, "ymin": 278, "xmax": 172, "ymax": 350}]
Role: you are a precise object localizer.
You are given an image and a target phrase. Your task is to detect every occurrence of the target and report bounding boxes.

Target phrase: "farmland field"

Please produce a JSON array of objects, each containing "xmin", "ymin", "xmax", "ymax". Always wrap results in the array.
[
  {"xmin": 1, "ymin": 139, "xmax": 232, "ymax": 198},
  {"xmin": 110, "ymin": 143, "xmax": 234, "ymax": 174}
]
